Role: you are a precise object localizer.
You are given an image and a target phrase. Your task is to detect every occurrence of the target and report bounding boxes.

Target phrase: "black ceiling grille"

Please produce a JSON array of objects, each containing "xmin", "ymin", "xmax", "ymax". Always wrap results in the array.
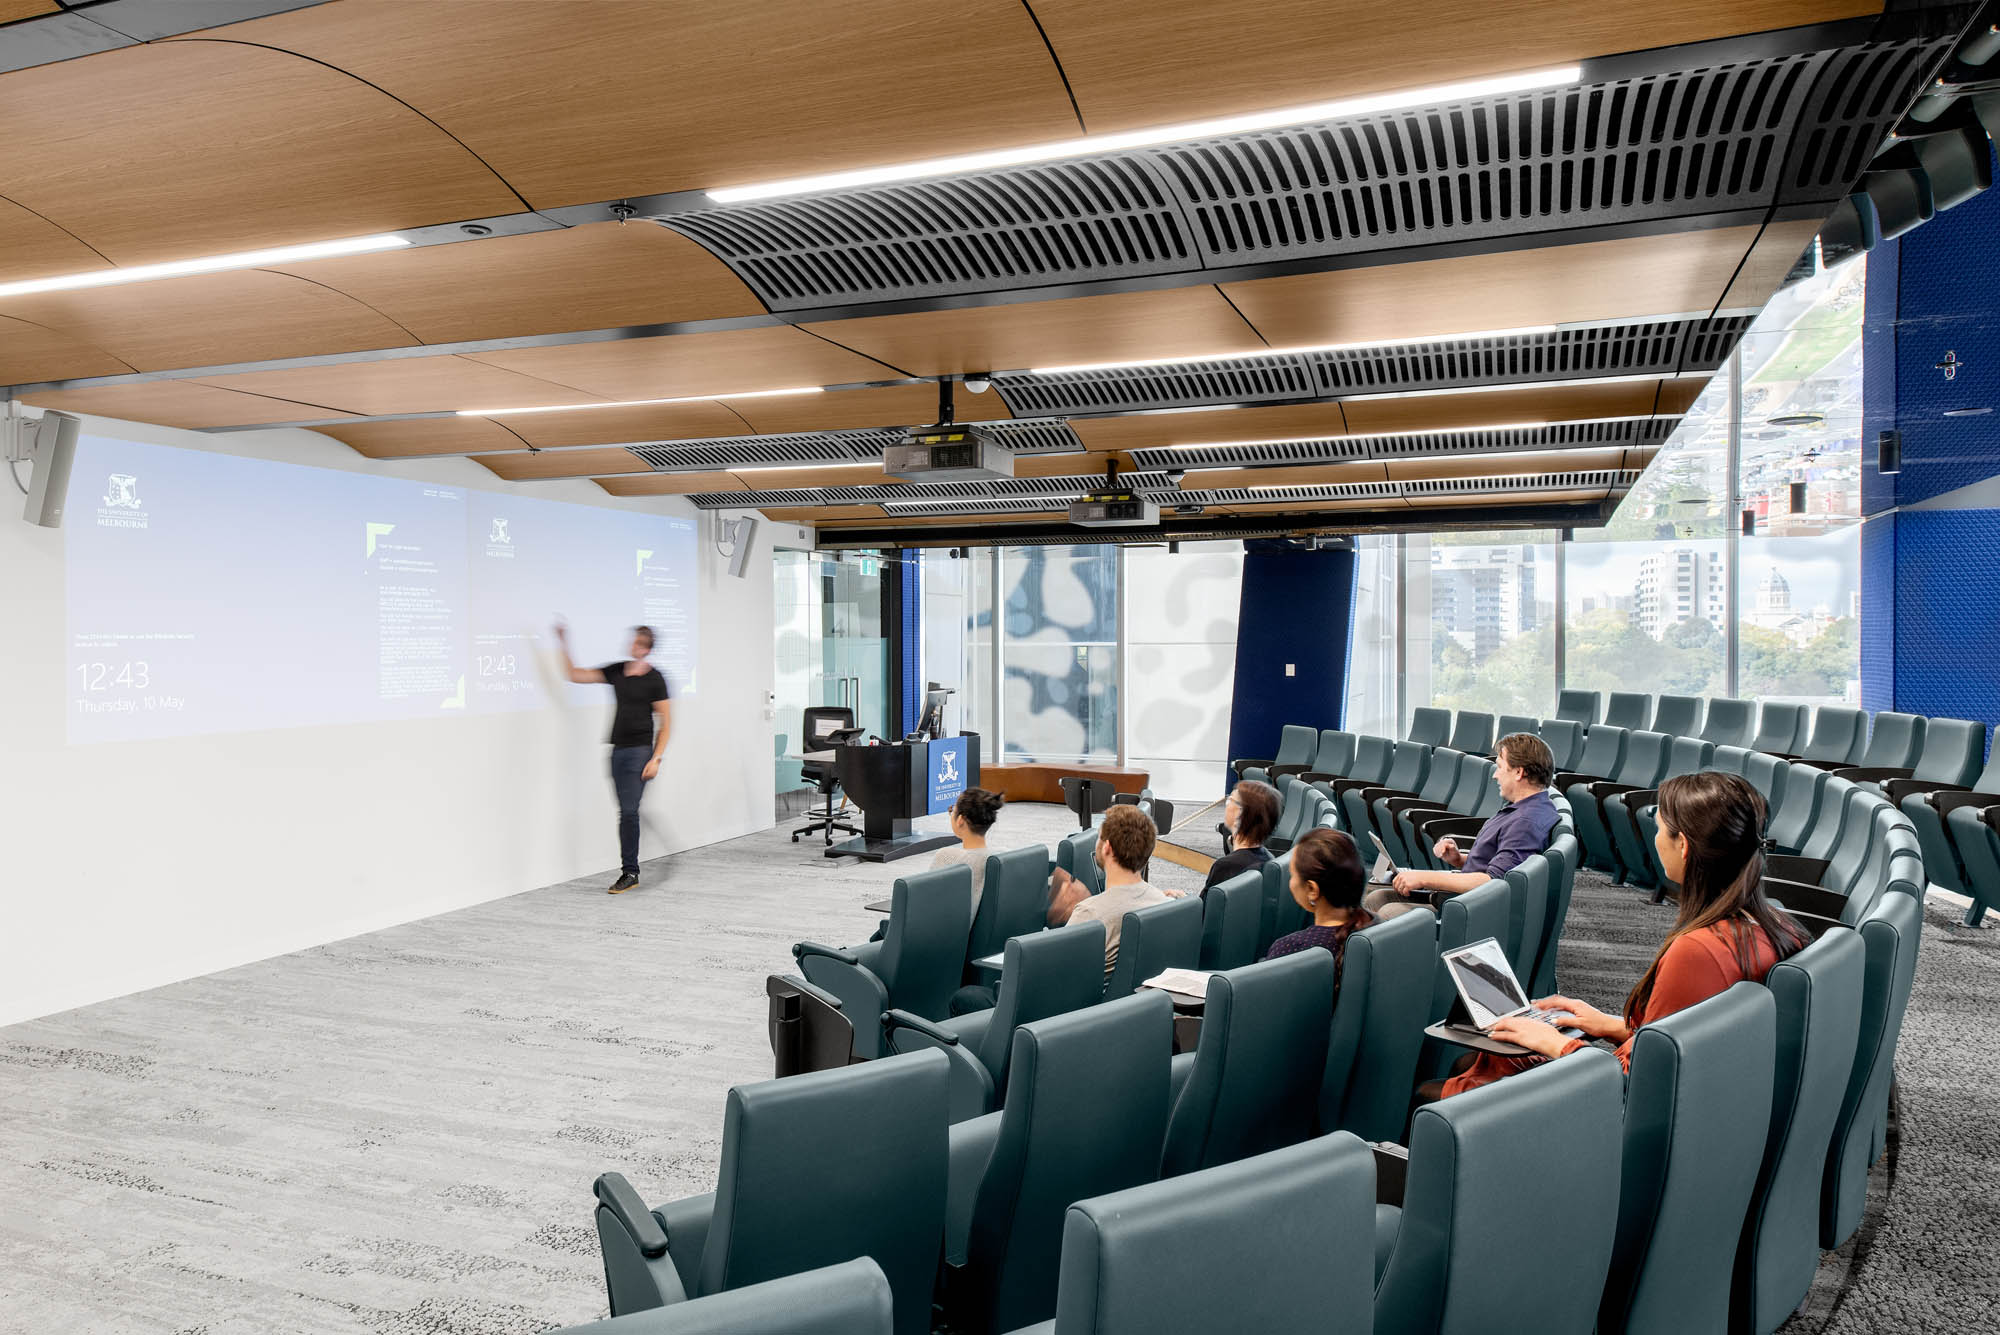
[
  {"xmin": 661, "ymin": 157, "xmax": 1195, "ymax": 310},
  {"xmin": 688, "ymin": 469, "xmax": 1173, "ymax": 512},
  {"xmin": 625, "ymin": 429, "xmax": 900, "ymax": 471},
  {"xmin": 1125, "ymin": 417, "xmax": 1676, "ymax": 471},
  {"xmin": 1177, "ymin": 481, "xmax": 1403, "ymax": 505},
  {"xmin": 1779, "ymin": 36, "xmax": 1960, "ymax": 202},
  {"xmin": 1306, "ymin": 321, "xmax": 1693, "ymax": 394},
  {"xmin": 1402, "ymin": 469, "xmax": 1643, "ymax": 496},
  {"xmin": 984, "ymin": 419, "xmax": 1088, "ymax": 453},
  {"xmin": 1679, "ymin": 314, "xmax": 1756, "ymax": 370},
  {"xmin": 993, "ymin": 354, "xmax": 1315, "ymax": 416}
]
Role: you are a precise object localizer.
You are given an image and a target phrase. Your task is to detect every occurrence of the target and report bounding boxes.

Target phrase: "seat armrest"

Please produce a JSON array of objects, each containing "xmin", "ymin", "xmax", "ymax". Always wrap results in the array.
[
  {"xmin": 1790, "ymin": 758, "xmax": 1844, "ymax": 772},
  {"xmin": 595, "ymin": 1173, "xmax": 670, "ymax": 1258},
  {"xmin": 1231, "ymin": 758, "xmax": 1274, "ymax": 778},
  {"xmin": 1373, "ymin": 1143, "xmax": 1409, "ymax": 1207},
  {"xmin": 1268, "ymin": 762, "xmax": 1313, "ymax": 779},
  {"xmin": 945, "ymin": 1113, "xmax": 1004, "ymax": 1265},
  {"xmin": 1985, "ymin": 806, "xmax": 2000, "ymax": 835},
  {"xmin": 1552, "ymin": 770, "xmax": 1606, "ymax": 791},
  {"xmin": 1420, "ymin": 815, "xmax": 1488, "ymax": 841},
  {"xmin": 792, "ymin": 940, "xmax": 862, "ymax": 968},
  {"xmin": 882, "ymin": 1009, "xmax": 960, "ymax": 1046},
  {"xmin": 1300, "ymin": 770, "xmax": 1339, "ymax": 784},
  {"xmin": 1583, "ymin": 780, "xmax": 1639, "ymax": 801},
  {"xmin": 1355, "ymin": 785, "xmax": 1409, "ymax": 806},
  {"xmin": 1835, "ymin": 765, "xmax": 1914, "ymax": 785},
  {"xmin": 1885, "ymin": 777, "xmax": 1966, "ymax": 807},
  {"xmin": 1933, "ymin": 789, "xmax": 1999, "ymax": 817},
  {"xmin": 1379, "ymin": 794, "xmax": 1441, "ymax": 817},
  {"xmin": 1764, "ymin": 854, "xmax": 1828, "ymax": 885},
  {"xmin": 1326, "ymin": 776, "xmax": 1383, "ymax": 796},
  {"xmin": 1763, "ymin": 878, "xmax": 1847, "ymax": 924},
  {"xmin": 1621, "ymin": 788, "xmax": 1660, "ymax": 812}
]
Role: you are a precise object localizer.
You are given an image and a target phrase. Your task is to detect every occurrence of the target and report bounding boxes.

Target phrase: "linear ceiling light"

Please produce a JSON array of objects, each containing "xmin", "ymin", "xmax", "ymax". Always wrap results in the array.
[
  {"xmin": 730, "ymin": 459, "xmax": 884, "ymax": 473},
  {"xmin": 1336, "ymin": 371, "xmax": 1704, "ymax": 401},
  {"xmin": 1154, "ymin": 414, "xmax": 1667, "ymax": 454},
  {"xmin": 1029, "ymin": 325, "xmax": 1562, "ymax": 376},
  {"xmin": 708, "ymin": 66, "xmax": 1581, "ymax": 204},
  {"xmin": 0, "ymin": 233, "xmax": 409, "ymax": 300},
  {"xmin": 458, "ymin": 387, "xmax": 823, "ymax": 418}
]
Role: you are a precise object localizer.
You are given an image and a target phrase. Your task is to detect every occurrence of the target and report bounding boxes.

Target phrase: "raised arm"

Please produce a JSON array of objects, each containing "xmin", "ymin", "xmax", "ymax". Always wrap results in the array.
[{"xmin": 554, "ymin": 621, "xmax": 606, "ymax": 684}]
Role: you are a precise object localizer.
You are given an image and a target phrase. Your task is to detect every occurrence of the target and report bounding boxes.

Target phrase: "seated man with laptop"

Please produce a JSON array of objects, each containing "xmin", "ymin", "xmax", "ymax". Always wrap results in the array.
[{"xmin": 1361, "ymin": 732, "xmax": 1560, "ymax": 919}]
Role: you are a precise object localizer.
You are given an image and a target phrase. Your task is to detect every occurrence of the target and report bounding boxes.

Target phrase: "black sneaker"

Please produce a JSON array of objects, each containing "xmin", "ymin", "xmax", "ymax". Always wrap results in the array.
[{"xmin": 608, "ymin": 872, "xmax": 639, "ymax": 894}]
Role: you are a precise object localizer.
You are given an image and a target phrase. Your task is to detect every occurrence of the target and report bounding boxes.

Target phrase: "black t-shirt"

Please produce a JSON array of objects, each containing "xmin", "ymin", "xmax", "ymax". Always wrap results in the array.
[
  {"xmin": 602, "ymin": 662, "xmax": 669, "ymax": 748},
  {"xmin": 1204, "ymin": 844, "xmax": 1273, "ymax": 891}
]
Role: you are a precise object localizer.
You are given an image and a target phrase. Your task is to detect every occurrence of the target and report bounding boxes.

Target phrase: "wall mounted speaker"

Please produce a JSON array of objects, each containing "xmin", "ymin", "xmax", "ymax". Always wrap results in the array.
[
  {"xmin": 1878, "ymin": 429, "xmax": 1902, "ymax": 474},
  {"xmin": 1742, "ymin": 508, "xmax": 1757, "ymax": 536},
  {"xmin": 726, "ymin": 516, "xmax": 759, "ymax": 579},
  {"xmin": 1789, "ymin": 481, "xmax": 1808, "ymax": 514},
  {"xmin": 23, "ymin": 410, "xmax": 79, "ymax": 529}
]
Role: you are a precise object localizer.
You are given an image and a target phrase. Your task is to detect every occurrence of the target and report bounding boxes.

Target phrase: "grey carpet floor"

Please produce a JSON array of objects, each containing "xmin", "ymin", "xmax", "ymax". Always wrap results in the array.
[{"xmin": 0, "ymin": 806, "xmax": 1992, "ymax": 1333}]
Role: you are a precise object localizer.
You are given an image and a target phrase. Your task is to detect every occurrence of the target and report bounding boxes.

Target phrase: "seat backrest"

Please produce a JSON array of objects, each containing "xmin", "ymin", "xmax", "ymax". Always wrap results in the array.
[
  {"xmin": 1529, "ymin": 832, "xmax": 1581, "ymax": 997},
  {"xmin": 1611, "ymin": 731, "xmax": 1671, "ymax": 787},
  {"xmin": 1501, "ymin": 854, "xmax": 1551, "ymax": 981},
  {"xmin": 1661, "ymin": 736, "xmax": 1716, "ymax": 781},
  {"xmin": 555, "ymin": 1259, "xmax": 897, "ymax": 1335},
  {"xmin": 703, "ymin": 1050, "xmax": 950, "ymax": 1332},
  {"xmin": 1708, "ymin": 744, "xmax": 1750, "ymax": 776},
  {"xmin": 971, "ymin": 846, "xmax": 1059, "ymax": 964},
  {"xmin": 1650, "ymin": 694, "xmax": 1704, "ymax": 739},
  {"xmin": 1740, "ymin": 750, "xmax": 1787, "ymax": 806},
  {"xmin": 976, "ymin": 922, "xmax": 1108, "ymax": 1092},
  {"xmin": 1440, "ymin": 753, "xmax": 1488, "ymax": 815},
  {"xmin": 1314, "ymin": 729, "xmax": 1356, "ymax": 775},
  {"xmin": 1496, "ymin": 713, "xmax": 1540, "ymax": 743},
  {"xmin": 967, "ymin": 992, "xmax": 1174, "ymax": 1334},
  {"xmin": 1273, "ymin": 775, "xmax": 1321, "ymax": 846},
  {"xmin": 1319, "ymin": 909, "xmax": 1438, "ymax": 1140},
  {"xmin": 1408, "ymin": 706, "xmax": 1452, "ymax": 748},
  {"xmin": 1271, "ymin": 724, "xmax": 1319, "ymax": 767},
  {"xmin": 1431, "ymin": 879, "xmax": 1512, "ymax": 1020},
  {"xmin": 1348, "ymin": 734, "xmax": 1394, "ymax": 781},
  {"xmin": 1913, "ymin": 717, "xmax": 1986, "ymax": 785},
  {"xmin": 1463, "ymin": 760, "xmax": 1503, "ymax": 819},
  {"xmin": 1602, "ymin": 984, "xmax": 1777, "ymax": 1335},
  {"xmin": 1857, "ymin": 711, "xmax": 1925, "ymax": 770},
  {"xmin": 1797, "ymin": 776, "xmax": 1858, "ymax": 862},
  {"xmin": 880, "ymin": 865, "xmax": 975, "ymax": 1018},
  {"xmin": 1767, "ymin": 764, "xmax": 1831, "ymax": 852},
  {"xmin": 1537, "ymin": 718, "xmax": 1585, "ymax": 770},
  {"xmin": 1413, "ymin": 747, "xmax": 1465, "ymax": 805},
  {"xmin": 1447, "ymin": 711, "xmax": 1496, "ymax": 757},
  {"xmin": 1053, "ymin": 830, "xmax": 1101, "ymax": 897},
  {"xmin": 1571, "ymin": 725, "xmax": 1628, "ymax": 779},
  {"xmin": 1256, "ymin": 852, "xmax": 1307, "ymax": 957},
  {"xmin": 1051, "ymin": 1134, "xmax": 1376, "ymax": 1335},
  {"xmin": 1749, "ymin": 702, "xmax": 1807, "ymax": 755},
  {"xmin": 1557, "ymin": 688, "xmax": 1602, "ymax": 724},
  {"xmin": 1701, "ymin": 698, "xmax": 1758, "ymax": 748},
  {"xmin": 1163, "ymin": 951, "xmax": 1335, "ymax": 1176},
  {"xmin": 1379, "ymin": 1050, "xmax": 1624, "ymax": 1335},
  {"xmin": 1800, "ymin": 706, "xmax": 1867, "ymax": 764},
  {"xmin": 1822, "ymin": 890, "xmax": 1923, "ymax": 1249},
  {"xmin": 1976, "ymin": 743, "xmax": 2000, "ymax": 794},
  {"xmin": 1736, "ymin": 928, "xmax": 1866, "ymax": 1335},
  {"xmin": 1104, "ymin": 896, "xmax": 1204, "ymax": 999},
  {"xmin": 801, "ymin": 706, "xmax": 857, "ymax": 755},
  {"xmin": 1382, "ymin": 740, "xmax": 1431, "ymax": 793},
  {"xmin": 1604, "ymin": 692, "xmax": 1652, "ymax": 730},
  {"xmin": 1198, "ymin": 869, "xmax": 1263, "ymax": 970}
]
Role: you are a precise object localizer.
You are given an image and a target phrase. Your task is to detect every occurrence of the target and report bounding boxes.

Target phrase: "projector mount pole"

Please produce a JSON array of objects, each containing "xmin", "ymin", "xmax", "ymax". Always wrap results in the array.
[{"xmin": 937, "ymin": 377, "xmax": 954, "ymax": 426}]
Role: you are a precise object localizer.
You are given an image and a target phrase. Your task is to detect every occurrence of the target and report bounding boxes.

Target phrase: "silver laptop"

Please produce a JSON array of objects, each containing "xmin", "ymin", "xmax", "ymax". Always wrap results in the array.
[
  {"xmin": 1366, "ymin": 847, "xmax": 1397, "ymax": 886},
  {"xmin": 1440, "ymin": 937, "xmax": 1583, "ymax": 1037}
]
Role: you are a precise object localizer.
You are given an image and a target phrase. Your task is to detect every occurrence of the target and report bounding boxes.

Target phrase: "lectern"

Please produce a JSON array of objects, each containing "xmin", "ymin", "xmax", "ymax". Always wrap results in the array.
[{"xmin": 827, "ymin": 732, "xmax": 982, "ymax": 862}]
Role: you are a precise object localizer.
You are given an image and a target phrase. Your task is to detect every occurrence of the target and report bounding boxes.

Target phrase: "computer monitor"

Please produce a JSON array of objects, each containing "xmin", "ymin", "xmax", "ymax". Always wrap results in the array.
[{"xmin": 918, "ymin": 685, "xmax": 952, "ymax": 740}]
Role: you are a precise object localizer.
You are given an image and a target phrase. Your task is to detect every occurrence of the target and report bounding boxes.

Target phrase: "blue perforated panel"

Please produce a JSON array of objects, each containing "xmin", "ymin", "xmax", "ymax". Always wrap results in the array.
[
  {"xmin": 1859, "ymin": 513, "xmax": 1896, "ymax": 713},
  {"xmin": 1861, "ymin": 236, "xmax": 1900, "ymax": 518},
  {"xmin": 1889, "ymin": 510, "xmax": 2000, "ymax": 744}
]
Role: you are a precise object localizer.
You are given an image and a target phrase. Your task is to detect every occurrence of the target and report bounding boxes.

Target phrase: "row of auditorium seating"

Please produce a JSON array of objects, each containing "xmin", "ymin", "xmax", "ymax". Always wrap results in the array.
[{"xmin": 1239, "ymin": 692, "xmax": 1999, "ymax": 926}]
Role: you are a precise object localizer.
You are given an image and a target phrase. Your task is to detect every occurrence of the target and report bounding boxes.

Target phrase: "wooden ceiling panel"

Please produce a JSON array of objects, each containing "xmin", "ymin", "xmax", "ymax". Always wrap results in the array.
[
  {"xmin": 1656, "ymin": 377, "xmax": 1711, "ymax": 416},
  {"xmin": 0, "ymin": 41, "xmax": 518, "ymax": 267},
  {"xmin": 1384, "ymin": 450, "xmax": 1631, "ymax": 480},
  {"xmin": 477, "ymin": 447, "xmax": 652, "ymax": 482},
  {"xmin": 16, "ymin": 380, "xmax": 356, "ymax": 429},
  {"xmin": 1031, "ymin": 1, "xmax": 1881, "ymax": 133},
  {"xmin": 507, "ymin": 401, "xmax": 756, "ymax": 451},
  {"xmin": 1717, "ymin": 218, "xmax": 1829, "ymax": 312},
  {"xmin": 1212, "ymin": 497, "xmax": 1407, "ymax": 515},
  {"xmin": 732, "ymin": 382, "xmax": 1012, "ymax": 435},
  {"xmin": 1222, "ymin": 228, "xmax": 1770, "ymax": 348},
  {"xmin": 0, "ymin": 196, "xmax": 110, "ymax": 287},
  {"xmin": 0, "ymin": 316, "xmax": 132, "ymax": 384},
  {"xmin": 466, "ymin": 327, "xmax": 903, "ymax": 400},
  {"xmin": 0, "ymin": 2, "xmax": 60, "ymax": 23},
  {"xmin": 799, "ymin": 288, "xmax": 1267, "ymax": 378},
  {"xmin": 316, "ymin": 416, "xmax": 529, "ymax": 460},
  {"xmin": 1071, "ymin": 402, "xmax": 1350, "ymax": 453},
  {"xmin": 0, "ymin": 271, "xmax": 414, "ymax": 373},
  {"xmin": 594, "ymin": 473, "xmax": 750, "ymax": 497},
  {"xmin": 194, "ymin": 0, "xmax": 1082, "ymax": 206},
  {"xmin": 274, "ymin": 224, "xmax": 763, "ymax": 344},
  {"xmin": 1339, "ymin": 379, "xmax": 1682, "ymax": 434},
  {"xmin": 750, "ymin": 505, "xmax": 887, "ymax": 522},
  {"xmin": 193, "ymin": 356, "xmax": 604, "ymax": 416},
  {"xmin": 1173, "ymin": 463, "xmax": 1390, "ymax": 490}
]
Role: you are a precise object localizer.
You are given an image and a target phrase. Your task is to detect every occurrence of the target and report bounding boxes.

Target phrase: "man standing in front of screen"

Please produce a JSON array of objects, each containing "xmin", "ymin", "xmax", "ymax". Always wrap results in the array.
[{"xmin": 555, "ymin": 621, "xmax": 671, "ymax": 894}]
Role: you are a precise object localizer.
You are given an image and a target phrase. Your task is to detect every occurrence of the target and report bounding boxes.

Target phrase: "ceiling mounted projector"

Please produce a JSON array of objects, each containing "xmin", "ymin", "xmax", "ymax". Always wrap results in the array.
[
  {"xmin": 881, "ymin": 422, "xmax": 1016, "ymax": 482},
  {"xmin": 1068, "ymin": 459, "xmax": 1159, "ymax": 529}
]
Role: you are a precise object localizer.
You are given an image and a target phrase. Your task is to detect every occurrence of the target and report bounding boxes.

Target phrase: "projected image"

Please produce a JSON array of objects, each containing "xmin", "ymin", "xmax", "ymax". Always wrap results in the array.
[{"xmin": 65, "ymin": 436, "xmax": 698, "ymax": 743}]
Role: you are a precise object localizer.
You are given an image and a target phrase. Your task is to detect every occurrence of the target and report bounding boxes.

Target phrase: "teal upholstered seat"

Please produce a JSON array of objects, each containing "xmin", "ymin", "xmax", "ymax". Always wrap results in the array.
[
  {"xmin": 1256, "ymin": 852, "xmax": 1308, "ymax": 957},
  {"xmin": 1320, "ymin": 909, "xmax": 1437, "ymax": 1141},
  {"xmin": 1946, "ymin": 797, "xmax": 2000, "ymax": 926},
  {"xmin": 1366, "ymin": 747, "xmax": 1465, "ymax": 862},
  {"xmin": 1767, "ymin": 763, "xmax": 1831, "ymax": 855},
  {"xmin": 1447, "ymin": 710, "xmax": 1496, "ymax": 757},
  {"xmin": 1895, "ymin": 740, "xmax": 2000, "ymax": 901},
  {"xmin": 1232, "ymin": 724, "xmax": 1316, "ymax": 782},
  {"xmin": 551, "ymin": 1259, "xmax": 894, "ymax": 1335},
  {"xmin": 1556, "ymin": 689, "xmax": 1601, "ymax": 725},
  {"xmin": 1797, "ymin": 706, "xmax": 1868, "ymax": 766},
  {"xmin": 1649, "ymin": 694, "xmax": 1703, "ymax": 738},
  {"xmin": 1538, "ymin": 718, "xmax": 1585, "ymax": 770},
  {"xmin": 1415, "ymin": 878, "xmax": 1512, "ymax": 1081},
  {"xmin": 1568, "ymin": 730, "xmax": 1668, "ymax": 876},
  {"xmin": 1104, "ymin": 896, "xmax": 1203, "ymax": 1000},
  {"xmin": 1603, "ymin": 983, "xmax": 1777, "ymax": 1335},
  {"xmin": 1162, "ymin": 951, "xmax": 1334, "ymax": 1176},
  {"xmin": 944, "ymin": 992, "xmax": 1173, "ymax": 1334},
  {"xmin": 1609, "ymin": 736, "xmax": 1713, "ymax": 890},
  {"xmin": 1603, "ymin": 692, "xmax": 1652, "ymax": 730},
  {"xmin": 1198, "ymin": 869, "xmax": 1263, "ymax": 970},
  {"xmin": 591, "ymin": 1052, "xmax": 949, "ymax": 1335},
  {"xmin": 1335, "ymin": 741, "xmax": 1430, "ymax": 835},
  {"xmin": 1749, "ymin": 703, "xmax": 1807, "ymax": 756},
  {"xmin": 1375, "ymin": 1049, "xmax": 1624, "ymax": 1335},
  {"xmin": 1528, "ymin": 831, "xmax": 1580, "ymax": 997},
  {"xmin": 1822, "ymin": 889, "xmax": 1923, "ymax": 1249},
  {"xmin": 796, "ymin": 865, "xmax": 973, "ymax": 1059},
  {"xmin": 1053, "ymin": 830, "xmax": 1100, "ymax": 897},
  {"xmin": 1408, "ymin": 707, "xmax": 1452, "ymax": 748},
  {"xmin": 1701, "ymin": 699, "xmax": 1758, "ymax": 748}
]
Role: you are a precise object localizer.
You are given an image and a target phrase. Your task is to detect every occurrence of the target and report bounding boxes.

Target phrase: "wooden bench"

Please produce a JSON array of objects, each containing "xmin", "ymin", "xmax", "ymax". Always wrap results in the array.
[{"xmin": 979, "ymin": 762, "xmax": 1150, "ymax": 805}]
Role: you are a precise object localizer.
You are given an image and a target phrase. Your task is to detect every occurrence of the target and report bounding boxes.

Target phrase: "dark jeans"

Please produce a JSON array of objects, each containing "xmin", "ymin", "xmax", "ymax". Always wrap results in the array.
[{"xmin": 609, "ymin": 746, "xmax": 653, "ymax": 876}]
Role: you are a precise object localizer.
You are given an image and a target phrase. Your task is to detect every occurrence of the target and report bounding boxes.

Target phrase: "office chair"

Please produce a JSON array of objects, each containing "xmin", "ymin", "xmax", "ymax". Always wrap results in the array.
[
  {"xmin": 794, "ymin": 706, "xmax": 860, "ymax": 845},
  {"xmin": 1060, "ymin": 775, "xmax": 1116, "ymax": 828}
]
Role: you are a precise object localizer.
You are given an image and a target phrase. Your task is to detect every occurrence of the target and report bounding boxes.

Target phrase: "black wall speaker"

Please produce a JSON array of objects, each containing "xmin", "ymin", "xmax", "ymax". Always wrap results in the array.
[
  {"xmin": 1789, "ymin": 481, "xmax": 1808, "ymax": 513},
  {"xmin": 1742, "ymin": 508, "xmax": 1757, "ymax": 536},
  {"xmin": 1878, "ymin": 429, "xmax": 1902, "ymax": 474}
]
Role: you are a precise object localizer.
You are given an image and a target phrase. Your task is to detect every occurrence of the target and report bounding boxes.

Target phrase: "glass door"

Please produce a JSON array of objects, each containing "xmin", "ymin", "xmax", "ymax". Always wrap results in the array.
[{"xmin": 773, "ymin": 547, "xmax": 888, "ymax": 797}]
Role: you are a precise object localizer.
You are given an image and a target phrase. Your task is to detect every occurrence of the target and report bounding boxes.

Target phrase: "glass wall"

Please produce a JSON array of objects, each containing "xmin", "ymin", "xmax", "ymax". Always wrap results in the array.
[
  {"xmin": 1407, "ymin": 531, "xmax": 1559, "ymax": 718},
  {"xmin": 1346, "ymin": 535, "xmax": 1399, "ymax": 737},
  {"xmin": 999, "ymin": 545, "xmax": 1120, "ymax": 764},
  {"xmin": 1124, "ymin": 541, "xmax": 1244, "ymax": 796},
  {"xmin": 773, "ymin": 548, "xmax": 887, "ymax": 796}
]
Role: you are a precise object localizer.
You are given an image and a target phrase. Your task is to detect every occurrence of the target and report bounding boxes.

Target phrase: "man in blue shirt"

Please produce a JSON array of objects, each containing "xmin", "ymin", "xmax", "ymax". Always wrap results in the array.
[{"xmin": 1362, "ymin": 732, "xmax": 1560, "ymax": 919}]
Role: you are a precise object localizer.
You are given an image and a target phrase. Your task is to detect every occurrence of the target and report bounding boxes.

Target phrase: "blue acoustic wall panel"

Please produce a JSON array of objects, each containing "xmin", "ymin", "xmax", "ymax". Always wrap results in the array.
[
  {"xmin": 1859, "ymin": 513, "xmax": 1896, "ymax": 714},
  {"xmin": 1861, "ymin": 235, "xmax": 1900, "ymax": 518},
  {"xmin": 1226, "ymin": 541, "xmax": 1356, "ymax": 785},
  {"xmin": 1890, "ymin": 510, "xmax": 2000, "ymax": 741}
]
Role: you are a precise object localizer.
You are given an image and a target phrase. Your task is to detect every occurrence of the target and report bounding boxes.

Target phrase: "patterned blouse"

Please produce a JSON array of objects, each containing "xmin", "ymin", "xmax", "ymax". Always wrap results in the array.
[{"xmin": 1261, "ymin": 909, "xmax": 1376, "ymax": 1006}]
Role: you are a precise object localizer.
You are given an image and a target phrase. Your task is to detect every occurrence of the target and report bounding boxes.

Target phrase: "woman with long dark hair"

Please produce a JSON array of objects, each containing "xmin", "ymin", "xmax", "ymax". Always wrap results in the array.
[
  {"xmin": 1261, "ymin": 827, "xmax": 1375, "ymax": 1005},
  {"xmin": 1428, "ymin": 770, "xmax": 1810, "ymax": 1097}
]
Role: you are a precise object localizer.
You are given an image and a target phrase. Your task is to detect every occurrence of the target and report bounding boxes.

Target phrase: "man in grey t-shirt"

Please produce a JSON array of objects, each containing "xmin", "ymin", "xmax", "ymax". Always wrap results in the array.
[{"xmin": 1049, "ymin": 805, "xmax": 1171, "ymax": 978}]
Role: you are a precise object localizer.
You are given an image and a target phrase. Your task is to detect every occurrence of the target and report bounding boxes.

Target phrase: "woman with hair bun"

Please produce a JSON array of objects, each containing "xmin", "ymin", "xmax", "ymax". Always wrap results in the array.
[{"xmin": 929, "ymin": 787, "xmax": 1007, "ymax": 914}]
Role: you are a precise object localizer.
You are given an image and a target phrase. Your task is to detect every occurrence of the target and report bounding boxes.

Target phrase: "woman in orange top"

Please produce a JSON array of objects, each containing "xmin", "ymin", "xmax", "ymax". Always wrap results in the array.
[{"xmin": 1430, "ymin": 770, "xmax": 1810, "ymax": 1098}]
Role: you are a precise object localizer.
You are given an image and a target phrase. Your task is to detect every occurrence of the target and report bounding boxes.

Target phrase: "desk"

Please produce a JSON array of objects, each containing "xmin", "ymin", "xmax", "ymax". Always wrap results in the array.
[{"xmin": 863, "ymin": 898, "xmax": 893, "ymax": 914}]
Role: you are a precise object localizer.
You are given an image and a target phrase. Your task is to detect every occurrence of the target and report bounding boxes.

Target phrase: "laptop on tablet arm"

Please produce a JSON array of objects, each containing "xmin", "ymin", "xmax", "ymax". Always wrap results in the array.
[{"xmin": 1440, "ymin": 937, "xmax": 1585, "ymax": 1039}]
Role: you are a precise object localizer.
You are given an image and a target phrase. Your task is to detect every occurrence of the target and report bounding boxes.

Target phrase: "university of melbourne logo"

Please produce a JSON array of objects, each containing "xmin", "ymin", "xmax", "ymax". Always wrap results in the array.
[
  {"xmin": 489, "ymin": 517, "xmax": 510, "ymax": 544},
  {"xmin": 936, "ymin": 748, "xmax": 960, "ymax": 785},
  {"xmin": 95, "ymin": 473, "xmax": 148, "ymax": 529},
  {"xmin": 485, "ymin": 515, "xmax": 515, "ymax": 558},
  {"xmin": 928, "ymin": 737, "xmax": 969, "ymax": 814}
]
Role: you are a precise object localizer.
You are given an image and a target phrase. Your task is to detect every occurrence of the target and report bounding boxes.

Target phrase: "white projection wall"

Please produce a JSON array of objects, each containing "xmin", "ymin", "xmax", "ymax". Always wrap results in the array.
[{"xmin": 65, "ymin": 435, "xmax": 700, "ymax": 743}]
